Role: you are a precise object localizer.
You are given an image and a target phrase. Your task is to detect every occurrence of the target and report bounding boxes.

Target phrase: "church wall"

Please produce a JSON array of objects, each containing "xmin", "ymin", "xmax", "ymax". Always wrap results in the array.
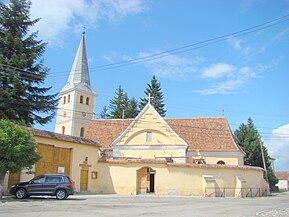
[
  {"xmin": 187, "ymin": 151, "xmax": 244, "ymax": 166},
  {"xmin": 96, "ymin": 162, "xmax": 268, "ymax": 197},
  {"xmin": 72, "ymin": 91, "xmax": 95, "ymax": 137},
  {"xmin": 113, "ymin": 146, "xmax": 187, "ymax": 163},
  {"xmin": 117, "ymin": 107, "xmax": 185, "ymax": 146},
  {"xmin": 55, "ymin": 92, "xmax": 76, "ymax": 135},
  {"xmin": 3, "ymin": 135, "xmax": 100, "ymax": 193}
]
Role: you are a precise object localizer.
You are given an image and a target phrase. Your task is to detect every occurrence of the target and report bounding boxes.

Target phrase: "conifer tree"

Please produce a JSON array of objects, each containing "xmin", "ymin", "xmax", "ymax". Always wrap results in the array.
[
  {"xmin": 140, "ymin": 75, "xmax": 166, "ymax": 117},
  {"xmin": 126, "ymin": 97, "xmax": 139, "ymax": 118},
  {"xmin": 234, "ymin": 117, "xmax": 278, "ymax": 187},
  {"xmin": 108, "ymin": 86, "xmax": 126, "ymax": 119},
  {"xmin": 99, "ymin": 106, "xmax": 109, "ymax": 119},
  {"xmin": 0, "ymin": 0, "xmax": 57, "ymax": 126},
  {"xmin": 103, "ymin": 86, "xmax": 139, "ymax": 119}
]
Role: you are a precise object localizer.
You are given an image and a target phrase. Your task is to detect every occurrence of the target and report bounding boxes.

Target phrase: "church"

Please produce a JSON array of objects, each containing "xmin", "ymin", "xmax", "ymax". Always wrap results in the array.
[{"xmin": 4, "ymin": 33, "xmax": 268, "ymax": 197}]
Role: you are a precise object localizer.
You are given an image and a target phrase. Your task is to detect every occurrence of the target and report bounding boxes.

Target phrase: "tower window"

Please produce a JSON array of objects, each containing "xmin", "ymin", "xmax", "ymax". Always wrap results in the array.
[
  {"xmin": 62, "ymin": 126, "xmax": 65, "ymax": 135},
  {"xmin": 68, "ymin": 94, "xmax": 70, "ymax": 103},
  {"xmin": 146, "ymin": 132, "xmax": 152, "ymax": 142},
  {"xmin": 63, "ymin": 96, "xmax": 66, "ymax": 104},
  {"xmin": 80, "ymin": 95, "xmax": 83, "ymax": 104},
  {"xmin": 86, "ymin": 97, "xmax": 89, "ymax": 105},
  {"xmin": 80, "ymin": 127, "xmax": 85, "ymax": 137}
]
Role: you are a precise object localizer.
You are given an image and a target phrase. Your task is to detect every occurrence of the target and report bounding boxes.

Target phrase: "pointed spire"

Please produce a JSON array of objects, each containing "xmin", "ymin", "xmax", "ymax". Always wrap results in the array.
[{"xmin": 61, "ymin": 32, "xmax": 94, "ymax": 94}]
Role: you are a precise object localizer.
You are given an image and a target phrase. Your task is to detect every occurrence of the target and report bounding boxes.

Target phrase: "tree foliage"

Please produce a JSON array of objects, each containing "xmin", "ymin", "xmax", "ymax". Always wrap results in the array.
[
  {"xmin": 140, "ymin": 75, "xmax": 166, "ymax": 117},
  {"xmin": 0, "ymin": 0, "xmax": 57, "ymax": 126},
  {"xmin": 0, "ymin": 119, "xmax": 40, "ymax": 198},
  {"xmin": 101, "ymin": 85, "xmax": 139, "ymax": 119},
  {"xmin": 234, "ymin": 117, "xmax": 278, "ymax": 187}
]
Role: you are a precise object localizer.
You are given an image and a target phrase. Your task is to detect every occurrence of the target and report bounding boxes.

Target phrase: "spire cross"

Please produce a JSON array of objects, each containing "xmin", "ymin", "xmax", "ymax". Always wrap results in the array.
[
  {"xmin": 147, "ymin": 93, "xmax": 154, "ymax": 104},
  {"xmin": 82, "ymin": 25, "xmax": 86, "ymax": 35}
]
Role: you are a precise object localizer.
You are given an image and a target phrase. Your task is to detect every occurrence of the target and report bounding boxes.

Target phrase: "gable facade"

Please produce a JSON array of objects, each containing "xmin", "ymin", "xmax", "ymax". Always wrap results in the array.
[{"xmin": 111, "ymin": 104, "xmax": 188, "ymax": 163}]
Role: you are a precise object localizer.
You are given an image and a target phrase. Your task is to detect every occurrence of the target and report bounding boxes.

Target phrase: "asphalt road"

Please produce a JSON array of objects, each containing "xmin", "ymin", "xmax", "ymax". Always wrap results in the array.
[{"xmin": 0, "ymin": 191, "xmax": 289, "ymax": 217}]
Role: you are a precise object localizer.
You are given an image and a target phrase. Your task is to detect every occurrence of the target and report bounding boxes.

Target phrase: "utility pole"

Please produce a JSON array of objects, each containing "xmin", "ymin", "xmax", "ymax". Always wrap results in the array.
[{"xmin": 259, "ymin": 137, "xmax": 268, "ymax": 182}]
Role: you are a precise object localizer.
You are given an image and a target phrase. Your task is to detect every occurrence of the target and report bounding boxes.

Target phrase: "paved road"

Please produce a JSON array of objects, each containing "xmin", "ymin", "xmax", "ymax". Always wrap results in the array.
[{"xmin": 0, "ymin": 192, "xmax": 289, "ymax": 217}]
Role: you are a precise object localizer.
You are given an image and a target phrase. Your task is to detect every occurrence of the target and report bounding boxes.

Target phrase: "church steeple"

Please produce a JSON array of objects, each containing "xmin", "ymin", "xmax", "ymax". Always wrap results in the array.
[
  {"xmin": 61, "ymin": 32, "xmax": 94, "ymax": 94},
  {"xmin": 55, "ymin": 33, "xmax": 97, "ymax": 137}
]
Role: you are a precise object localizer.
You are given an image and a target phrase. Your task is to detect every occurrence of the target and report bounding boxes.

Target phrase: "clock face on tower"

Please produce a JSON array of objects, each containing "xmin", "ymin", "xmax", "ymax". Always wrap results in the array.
[{"xmin": 82, "ymin": 112, "xmax": 86, "ymax": 117}]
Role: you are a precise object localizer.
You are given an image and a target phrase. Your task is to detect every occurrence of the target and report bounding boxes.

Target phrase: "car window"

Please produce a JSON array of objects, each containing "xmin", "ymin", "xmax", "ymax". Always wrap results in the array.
[
  {"xmin": 45, "ymin": 176, "xmax": 63, "ymax": 183},
  {"xmin": 32, "ymin": 176, "xmax": 46, "ymax": 184}
]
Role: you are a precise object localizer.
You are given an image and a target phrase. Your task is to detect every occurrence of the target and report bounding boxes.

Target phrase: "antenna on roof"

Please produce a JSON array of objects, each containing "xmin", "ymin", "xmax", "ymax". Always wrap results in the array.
[{"xmin": 222, "ymin": 107, "xmax": 225, "ymax": 116}]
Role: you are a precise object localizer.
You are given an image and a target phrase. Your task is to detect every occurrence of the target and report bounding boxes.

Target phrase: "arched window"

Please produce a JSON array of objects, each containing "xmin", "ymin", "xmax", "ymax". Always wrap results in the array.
[
  {"xmin": 80, "ymin": 95, "xmax": 83, "ymax": 104},
  {"xmin": 62, "ymin": 126, "xmax": 65, "ymax": 135},
  {"xmin": 217, "ymin": 160, "xmax": 225, "ymax": 165},
  {"xmin": 86, "ymin": 97, "xmax": 89, "ymax": 105},
  {"xmin": 80, "ymin": 127, "xmax": 85, "ymax": 137},
  {"xmin": 63, "ymin": 96, "xmax": 66, "ymax": 104},
  {"xmin": 67, "ymin": 94, "xmax": 70, "ymax": 103}
]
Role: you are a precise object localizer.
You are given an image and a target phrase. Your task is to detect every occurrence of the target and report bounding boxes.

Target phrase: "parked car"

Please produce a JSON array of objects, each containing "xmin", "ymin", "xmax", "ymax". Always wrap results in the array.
[{"xmin": 9, "ymin": 174, "xmax": 75, "ymax": 200}]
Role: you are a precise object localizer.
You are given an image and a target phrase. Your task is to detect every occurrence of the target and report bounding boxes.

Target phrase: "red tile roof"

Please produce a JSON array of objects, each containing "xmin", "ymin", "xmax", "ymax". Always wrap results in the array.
[
  {"xmin": 275, "ymin": 172, "xmax": 289, "ymax": 180},
  {"xmin": 30, "ymin": 128, "xmax": 99, "ymax": 146},
  {"xmin": 85, "ymin": 117, "xmax": 242, "ymax": 152},
  {"xmin": 99, "ymin": 158, "xmax": 262, "ymax": 171}
]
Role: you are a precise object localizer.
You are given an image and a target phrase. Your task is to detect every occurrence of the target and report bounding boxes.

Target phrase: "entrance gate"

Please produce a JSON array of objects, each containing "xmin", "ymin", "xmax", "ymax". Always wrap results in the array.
[{"xmin": 136, "ymin": 167, "xmax": 155, "ymax": 194}]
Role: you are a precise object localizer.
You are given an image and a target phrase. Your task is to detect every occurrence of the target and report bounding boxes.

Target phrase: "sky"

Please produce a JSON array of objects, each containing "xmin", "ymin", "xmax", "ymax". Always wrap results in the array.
[{"xmin": 3, "ymin": 0, "xmax": 289, "ymax": 171}]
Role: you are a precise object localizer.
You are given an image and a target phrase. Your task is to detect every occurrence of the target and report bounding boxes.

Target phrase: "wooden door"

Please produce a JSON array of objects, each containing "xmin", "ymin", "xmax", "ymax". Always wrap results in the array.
[
  {"xmin": 35, "ymin": 144, "xmax": 71, "ymax": 176},
  {"xmin": 8, "ymin": 172, "xmax": 21, "ymax": 188},
  {"xmin": 80, "ymin": 170, "xmax": 88, "ymax": 191}
]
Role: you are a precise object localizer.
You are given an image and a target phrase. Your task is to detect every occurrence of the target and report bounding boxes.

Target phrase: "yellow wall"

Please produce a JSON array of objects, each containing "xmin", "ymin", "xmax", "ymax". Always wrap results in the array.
[
  {"xmin": 115, "ymin": 149, "xmax": 185, "ymax": 163},
  {"xmin": 96, "ymin": 162, "xmax": 268, "ymax": 197},
  {"xmin": 187, "ymin": 151, "xmax": 244, "ymax": 166},
  {"xmin": 113, "ymin": 105, "xmax": 187, "ymax": 163},
  {"xmin": 3, "ymin": 135, "xmax": 100, "ymax": 193},
  {"xmin": 55, "ymin": 90, "xmax": 95, "ymax": 137},
  {"xmin": 117, "ymin": 107, "xmax": 185, "ymax": 146}
]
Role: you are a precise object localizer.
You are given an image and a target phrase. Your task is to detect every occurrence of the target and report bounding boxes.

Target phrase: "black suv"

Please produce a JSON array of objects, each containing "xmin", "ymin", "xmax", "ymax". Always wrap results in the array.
[{"xmin": 9, "ymin": 174, "xmax": 75, "ymax": 200}]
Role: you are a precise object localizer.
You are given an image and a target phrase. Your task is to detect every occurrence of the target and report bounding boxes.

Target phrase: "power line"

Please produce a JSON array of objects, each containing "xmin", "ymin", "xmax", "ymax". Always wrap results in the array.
[{"xmin": 1, "ymin": 13, "xmax": 289, "ymax": 78}]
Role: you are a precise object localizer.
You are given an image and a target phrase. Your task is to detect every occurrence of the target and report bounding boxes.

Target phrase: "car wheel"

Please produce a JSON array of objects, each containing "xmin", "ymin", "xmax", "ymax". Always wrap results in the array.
[
  {"xmin": 15, "ymin": 188, "xmax": 27, "ymax": 199},
  {"xmin": 55, "ymin": 189, "xmax": 68, "ymax": 200}
]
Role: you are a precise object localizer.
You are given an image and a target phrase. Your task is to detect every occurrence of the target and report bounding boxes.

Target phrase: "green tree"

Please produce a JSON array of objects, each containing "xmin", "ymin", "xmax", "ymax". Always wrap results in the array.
[
  {"xmin": 103, "ymin": 86, "xmax": 139, "ymax": 119},
  {"xmin": 108, "ymin": 85, "xmax": 126, "ymax": 119},
  {"xmin": 0, "ymin": 0, "xmax": 57, "ymax": 126},
  {"xmin": 234, "ymin": 117, "xmax": 278, "ymax": 187},
  {"xmin": 126, "ymin": 97, "xmax": 139, "ymax": 118},
  {"xmin": 0, "ymin": 119, "xmax": 40, "ymax": 199},
  {"xmin": 140, "ymin": 75, "xmax": 166, "ymax": 117},
  {"xmin": 99, "ymin": 106, "xmax": 109, "ymax": 119}
]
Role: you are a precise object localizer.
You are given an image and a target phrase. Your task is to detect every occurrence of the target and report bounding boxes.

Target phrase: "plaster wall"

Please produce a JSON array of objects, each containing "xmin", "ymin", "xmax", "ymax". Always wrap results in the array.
[
  {"xmin": 3, "ymin": 135, "xmax": 100, "ymax": 193},
  {"xmin": 277, "ymin": 180, "xmax": 289, "ymax": 190},
  {"xmin": 96, "ymin": 162, "xmax": 268, "ymax": 196}
]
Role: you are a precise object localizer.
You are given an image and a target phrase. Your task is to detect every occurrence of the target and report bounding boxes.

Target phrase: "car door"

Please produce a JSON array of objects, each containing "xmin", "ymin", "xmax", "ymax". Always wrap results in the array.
[
  {"xmin": 42, "ymin": 176, "xmax": 63, "ymax": 194},
  {"xmin": 26, "ymin": 176, "xmax": 46, "ymax": 195}
]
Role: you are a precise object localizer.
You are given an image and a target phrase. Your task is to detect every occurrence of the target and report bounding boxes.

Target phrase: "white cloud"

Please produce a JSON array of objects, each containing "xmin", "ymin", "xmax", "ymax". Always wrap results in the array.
[
  {"xmin": 227, "ymin": 37, "xmax": 252, "ymax": 55},
  {"xmin": 266, "ymin": 124, "xmax": 289, "ymax": 171},
  {"xmin": 196, "ymin": 80, "xmax": 244, "ymax": 95},
  {"xmin": 201, "ymin": 63, "xmax": 235, "ymax": 79},
  {"xmin": 29, "ymin": 0, "xmax": 147, "ymax": 47},
  {"xmin": 195, "ymin": 64, "xmax": 257, "ymax": 95},
  {"xmin": 138, "ymin": 52, "xmax": 203, "ymax": 79},
  {"xmin": 272, "ymin": 27, "xmax": 289, "ymax": 42}
]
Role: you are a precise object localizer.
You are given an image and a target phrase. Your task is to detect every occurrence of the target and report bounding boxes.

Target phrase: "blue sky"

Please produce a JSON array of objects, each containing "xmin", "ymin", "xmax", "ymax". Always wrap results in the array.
[{"xmin": 10, "ymin": 0, "xmax": 289, "ymax": 171}]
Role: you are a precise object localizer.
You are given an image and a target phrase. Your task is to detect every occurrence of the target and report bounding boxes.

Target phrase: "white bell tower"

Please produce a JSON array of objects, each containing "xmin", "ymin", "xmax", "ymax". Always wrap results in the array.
[{"xmin": 55, "ymin": 32, "xmax": 97, "ymax": 137}]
